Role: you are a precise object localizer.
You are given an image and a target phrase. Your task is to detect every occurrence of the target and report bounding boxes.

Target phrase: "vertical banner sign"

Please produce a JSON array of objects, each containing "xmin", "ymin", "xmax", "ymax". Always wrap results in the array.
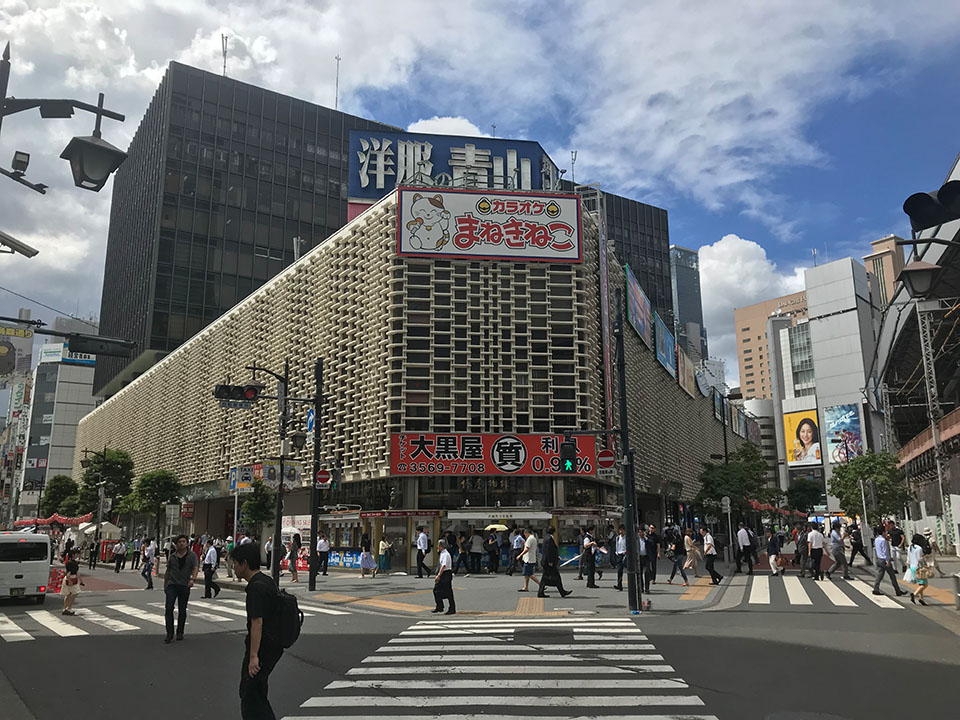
[
  {"xmin": 823, "ymin": 404, "xmax": 863, "ymax": 464},
  {"xmin": 625, "ymin": 264, "xmax": 653, "ymax": 349},
  {"xmin": 598, "ymin": 208, "xmax": 615, "ymax": 438},
  {"xmin": 654, "ymin": 312, "xmax": 677, "ymax": 378}
]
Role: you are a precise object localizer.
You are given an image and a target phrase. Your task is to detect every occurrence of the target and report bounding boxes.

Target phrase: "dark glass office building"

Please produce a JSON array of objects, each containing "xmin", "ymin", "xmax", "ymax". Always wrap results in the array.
[
  {"xmin": 94, "ymin": 62, "xmax": 396, "ymax": 396},
  {"xmin": 670, "ymin": 245, "xmax": 708, "ymax": 364}
]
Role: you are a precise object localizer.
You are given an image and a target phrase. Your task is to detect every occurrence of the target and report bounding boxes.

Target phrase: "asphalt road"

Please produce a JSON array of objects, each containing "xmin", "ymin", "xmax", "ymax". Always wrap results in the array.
[{"xmin": 2, "ymin": 576, "xmax": 958, "ymax": 720}]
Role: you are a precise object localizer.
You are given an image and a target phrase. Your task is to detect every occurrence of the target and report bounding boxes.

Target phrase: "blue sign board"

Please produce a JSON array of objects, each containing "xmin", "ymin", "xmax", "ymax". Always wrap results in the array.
[
  {"xmin": 348, "ymin": 130, "xmax": 558, "ymax": 202},
  {"xmin": 654, "ymin": 312, "xmax": 677, "ymax": 379},
  {"xmin": 306, "ymin": 408, "xmax": 315, "ymax": 433}
]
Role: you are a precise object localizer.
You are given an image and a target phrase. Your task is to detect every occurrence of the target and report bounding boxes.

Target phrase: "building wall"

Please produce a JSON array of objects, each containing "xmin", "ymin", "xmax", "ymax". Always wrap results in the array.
[
  {"xmin": 735, "ymin": 291, "xmax": 807, "ymax": 399},
  {"xmin": 48, "ymin": 363, "xmax": 96, "ymax": 482},
  {"xmin": 862, "ymin": 235, "xmax": 905, "ymax": 309}
]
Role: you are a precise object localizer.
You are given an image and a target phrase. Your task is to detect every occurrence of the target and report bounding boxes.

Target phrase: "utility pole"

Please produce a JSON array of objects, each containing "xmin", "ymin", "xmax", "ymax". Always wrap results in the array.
[
  {"xmin": 309, "ymin": 358, "xmax": 323, "ymax": 591},
  {"xmin": 614, "ymin": 287, "xmax": 642, "ymax": 613},
  {"xmin": 270, "ymin": 358, "xmax": 290, "ymax": 584}
]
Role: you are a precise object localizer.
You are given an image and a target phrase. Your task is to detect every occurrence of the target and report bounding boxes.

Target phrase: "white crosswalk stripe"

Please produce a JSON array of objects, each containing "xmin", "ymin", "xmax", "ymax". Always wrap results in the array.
[
  {"xmin": 282, "ymin": 616, "xmax": 715, "ymax": 720},
  {"xmin": 0, "ymin": 613, "xmax": 33, "ymax": 642},
  {"xmin": 217, "ymin": 598, "xmax": 318, "ymax": 617},
  {"xmin": 743, "ymin": 575, "xmax": 904, "ymax": 609},
  {"xmin": 147, "ymin": 602, "xmax": 233, "ymax": 623},
  {"xmin": 26, "ymin": 610, "xmax": 88, "ymax": 637},
  {"xmin": 74, "ymin": 608, "xmax": 140, "ymax": 632},
  {"xmin": 108, "ymin": 604, "xmax": 169, "ymax": 625}
]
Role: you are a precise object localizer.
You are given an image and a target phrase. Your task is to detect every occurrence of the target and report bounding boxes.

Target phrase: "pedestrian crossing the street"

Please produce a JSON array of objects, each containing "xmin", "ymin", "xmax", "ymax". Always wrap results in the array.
[
  {"xmin": 282, "ymin": 616, "xmax": 719, "ymax": 720},
  {"xmin": 0, "ymin": 595, "xmax": 353, "ymax": 642},
  {"xmin": 741, "ymin": 574, "xmax": 904, "ymax": 610}
]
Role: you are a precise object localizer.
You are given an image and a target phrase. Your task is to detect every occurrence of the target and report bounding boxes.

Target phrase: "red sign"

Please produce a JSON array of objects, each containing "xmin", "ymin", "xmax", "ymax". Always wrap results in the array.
[
  {"xmin": 390, "ymin": 433, "xmax": 597, "ymax": 476},
  {"xmin": 180, "ymin": 503, "xmax": 194, "ymax": 519},
  {"xmin": 597, "ymin": 449, "xmax": 616, "ymax": 469}
]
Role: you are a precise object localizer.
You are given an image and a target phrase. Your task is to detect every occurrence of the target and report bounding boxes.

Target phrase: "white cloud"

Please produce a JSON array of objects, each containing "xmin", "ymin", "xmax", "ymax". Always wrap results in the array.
[
  {"xmin": 698, "ymin": 234, "xmax": 806, "ymax": 388},
  {"xmin": 407, "ymin": 116, "xmax": 490, "ymax": 137}
]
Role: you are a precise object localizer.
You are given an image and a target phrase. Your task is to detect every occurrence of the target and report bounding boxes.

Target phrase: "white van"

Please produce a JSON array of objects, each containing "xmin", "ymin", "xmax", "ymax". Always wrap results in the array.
[{"xmin": 0, "ymin": 532, "xmax": 51, "ymax": 604}]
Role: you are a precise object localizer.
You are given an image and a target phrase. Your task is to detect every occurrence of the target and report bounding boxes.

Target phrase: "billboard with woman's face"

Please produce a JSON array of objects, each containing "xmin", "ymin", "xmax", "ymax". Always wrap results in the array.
[{"xmin": 783, "ymin": 411, "xmax": 821, "ymax": 467}]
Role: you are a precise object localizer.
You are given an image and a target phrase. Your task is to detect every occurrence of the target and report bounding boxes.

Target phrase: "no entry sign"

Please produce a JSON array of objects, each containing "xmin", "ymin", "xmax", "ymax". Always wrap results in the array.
[
  {"xmin": 315, "ymin": 470, "xmax": 331, "ymax": 489},
  {"xmin": 597, "ymin": 449, "xmax": 616, "ymax": 469}
]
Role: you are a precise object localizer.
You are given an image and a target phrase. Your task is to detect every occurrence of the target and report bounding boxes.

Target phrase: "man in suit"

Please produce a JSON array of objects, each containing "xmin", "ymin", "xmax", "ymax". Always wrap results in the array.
[{"xmin": 540, "ymin": 526, "xmax": 572, "ymax": 598}]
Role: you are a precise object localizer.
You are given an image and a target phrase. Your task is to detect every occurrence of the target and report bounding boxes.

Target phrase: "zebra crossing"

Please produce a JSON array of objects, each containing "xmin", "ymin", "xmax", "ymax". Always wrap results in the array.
[
  {"xmin": 283, "ymin": 616, "xmax": 719, "ymax": 720},
  {"xmin": 744, "ymin": 574, "xmax": 904, "ymax": 610},
  {"xmin": 0, "ymin": 596, "xmax": 352, "ymax": 642}
]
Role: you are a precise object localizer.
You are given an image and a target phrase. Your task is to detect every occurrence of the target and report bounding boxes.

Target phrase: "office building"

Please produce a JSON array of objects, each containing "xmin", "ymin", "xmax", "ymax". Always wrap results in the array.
[
  {"xmin": 93, "ymin": 61, "xmax": 396, "ymax": 397},
  {"xmin": 669, "ymin": 245, "xmax": 708, "ymax": 364},
  {"xmin": 734, "ymin": 291, "xmax": 808, "ymax": 400},
  {"xmin": 862, "ymin": 235, "xmax": 905, "ymax": 309}
]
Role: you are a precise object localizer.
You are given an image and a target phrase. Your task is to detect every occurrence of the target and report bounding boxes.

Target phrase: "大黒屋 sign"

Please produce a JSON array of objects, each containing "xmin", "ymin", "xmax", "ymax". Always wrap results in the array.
[
  {"xmin": 390, "ymin": 433, "xmax": 597, "ymax": 476},
  {"xmin": 396, "ymin": 187, "xmax": 581, "ymax": 263}
]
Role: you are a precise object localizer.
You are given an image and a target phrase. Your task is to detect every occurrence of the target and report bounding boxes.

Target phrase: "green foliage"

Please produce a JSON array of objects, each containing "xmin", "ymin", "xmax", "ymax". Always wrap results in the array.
[
  {"xmin": 787, "ymin": 477, "xmax": 825, "ymax": 514},
  {"xmin": 58, "ymin": 494, "xmax": 80, "ymax": 517},
  {"xmin": 121, "ymin": 469, "xmax": 183, "ymax": 533},
  {"xmin": 696, "ymin": 442, "xmax": 775, "ymax": 515},
  {"xmin": 241, "ymin": 480, "xmax": 275, "ymax": 538},
  {"xmin": 80, "ymin": 448, "xmax": 134, "ymax": 503},
  {"xmin": 828, "ymin": 451, "xmax": 912, "ymax": 521},
  {"xmin": 38, "ymin": 475, "xmax": 78, "ymax": 517}
]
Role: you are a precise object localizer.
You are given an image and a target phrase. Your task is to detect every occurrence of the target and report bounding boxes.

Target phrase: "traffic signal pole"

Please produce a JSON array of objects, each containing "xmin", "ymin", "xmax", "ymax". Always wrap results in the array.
[
  {"xmin": 614, "ymin": 288, "xmax": 642, "ymax": 613},
  {"xmin": 309, "ymin": 358, "xmax": 322, "ymax": 591},
  {"xmin": 270, "ymin": 358, "xmax": 289, "ymax": 584}
]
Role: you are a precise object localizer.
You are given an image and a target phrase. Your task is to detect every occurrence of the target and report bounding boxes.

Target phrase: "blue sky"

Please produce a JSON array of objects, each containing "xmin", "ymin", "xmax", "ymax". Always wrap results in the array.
[{"xmin": 2, "ymin": 1, "xmax": 960, "ymax": 389}]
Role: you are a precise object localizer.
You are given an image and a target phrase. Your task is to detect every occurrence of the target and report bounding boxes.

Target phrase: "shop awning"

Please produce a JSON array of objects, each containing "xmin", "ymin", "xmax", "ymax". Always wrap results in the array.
[{"xmin": 447, "ymin": 510, "xmax": 553, "ymax": 521}]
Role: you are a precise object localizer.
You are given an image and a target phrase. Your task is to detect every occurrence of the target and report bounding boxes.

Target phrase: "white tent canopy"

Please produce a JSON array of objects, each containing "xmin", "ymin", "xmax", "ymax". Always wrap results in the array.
[{"xmin": 81, "ymin": 521, "xmax": 122, "ymax": 540}]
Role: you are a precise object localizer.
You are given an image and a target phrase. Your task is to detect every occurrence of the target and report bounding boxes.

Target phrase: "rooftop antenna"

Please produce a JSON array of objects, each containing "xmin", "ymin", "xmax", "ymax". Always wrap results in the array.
[
  {"xmin": 491, "ymin": 123, "xmax": 496, "ymax": 138},
  {"xmin": 221, "ymin": 34, "xmax": 228, "ymax": 77},
  {"xmin": 811, "ymin": 248, "xmax": 818, "ymax": 267},
  {"xmin": 293, "ymin": 236, "xmax": 304, "ymax": 260},
  {"xmin": 571, "ymin": 150, "xmax": 578, "ymax": 185},
  {"xmin": 334, "ymin": 54, "xmax": 342, "ymax": 110}
]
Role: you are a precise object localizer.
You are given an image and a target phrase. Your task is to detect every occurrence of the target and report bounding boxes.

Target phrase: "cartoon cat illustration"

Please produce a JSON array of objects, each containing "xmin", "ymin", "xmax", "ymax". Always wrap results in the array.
[{"xmin": 406, "ymin": 193, "xmax": 451, "ymax": 250}]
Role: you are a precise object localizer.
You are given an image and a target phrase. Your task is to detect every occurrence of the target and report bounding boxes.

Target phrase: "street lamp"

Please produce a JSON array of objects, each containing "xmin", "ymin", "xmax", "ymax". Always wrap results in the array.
[
  {"xmin": 59, "ymin": 93, "xmax": 128, "ymax": 192},
  {"xmin": 897, "ymin": 260, "xmax": 941, "ymax": 299}
]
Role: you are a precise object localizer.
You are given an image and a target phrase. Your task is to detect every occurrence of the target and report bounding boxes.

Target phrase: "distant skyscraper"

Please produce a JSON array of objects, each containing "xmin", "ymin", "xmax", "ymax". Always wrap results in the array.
[
  {"xmin": 669, "ymin": 245, "xmax": 708, "ymax": 364},
  {"xmin": 93, "ymin": 62, "xmax": 395, "ymax": 397},
  {"xmin": 862, "ymin": 235, "xmax": 905, "ymax": 309},
  {"xmin": 734, "ymin": 291, "xmax": 808, "ymax": 400}
]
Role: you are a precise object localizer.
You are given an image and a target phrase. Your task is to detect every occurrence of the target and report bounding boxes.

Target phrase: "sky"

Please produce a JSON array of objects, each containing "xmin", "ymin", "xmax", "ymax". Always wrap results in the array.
[{"xmin": 1, "ymin": 0, "xmax": 959, "ymax": 391}]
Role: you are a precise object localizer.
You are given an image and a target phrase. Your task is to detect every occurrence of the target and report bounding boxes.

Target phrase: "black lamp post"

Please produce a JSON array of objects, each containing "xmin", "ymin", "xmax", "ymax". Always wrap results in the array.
[
  {"xmin": 0, "ymin": 43, "xmax": 126, "ymax": 194},
  {"xmin": 897, "ymin": 260, "xmax": 942, "ymax": 299}
]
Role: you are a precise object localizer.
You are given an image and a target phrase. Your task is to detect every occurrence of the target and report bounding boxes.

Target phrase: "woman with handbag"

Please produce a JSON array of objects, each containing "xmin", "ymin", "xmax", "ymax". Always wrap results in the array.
[
  {"xmin": 683, "ymin": 528, "xmax": 701, "ymax": 577},
  {"xmin": 61, "ymin": 551, "xmax": 84, "ymax": 615},
  {"xmin": 908, "ymin": 535, "xmax": 932, "ymax": 605}
]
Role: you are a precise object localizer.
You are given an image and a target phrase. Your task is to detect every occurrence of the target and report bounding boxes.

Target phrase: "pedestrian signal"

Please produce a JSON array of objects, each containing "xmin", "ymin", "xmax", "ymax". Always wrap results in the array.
[{"xmin": 559, "ymin": 440, "xmax": 578, "ymax": 472}]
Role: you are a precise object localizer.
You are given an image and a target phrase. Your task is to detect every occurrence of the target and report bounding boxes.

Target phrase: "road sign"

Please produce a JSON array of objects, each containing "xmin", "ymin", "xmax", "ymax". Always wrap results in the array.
[
  {"xmin": 180, "ymin": 502, "xmax": 194, "ymax": 519},
  {"xmin": 229, "ymin": 467, "xmax": 238, "ymax": 491},
  {"xmin": 219, "ymin": 399, "xmax": 253, "ymax": 410},
  {"xmin": 597, "ymin": 449, "xmax": 616, "ymax": 469},
  {"xmin": 721, "ymin": 495, "xmax": 731, "ymax": 513},
  {"xmin": 315, "ymin": 469, "xmax": 331, "ymax": 489},
  {"xmin": 165, "ymin": 503, "xmax": 179, "ymax": 522},
  {"xmin": 598, "ymin": 467, "xmax": 615, "ymax": 477},
  {"xmin": 306, "ymin": 408, "xmax": 315, "ymax": 432},
  {"xmin": 238, "ymin": 465, "xmax": 255, "ymax": 494}
]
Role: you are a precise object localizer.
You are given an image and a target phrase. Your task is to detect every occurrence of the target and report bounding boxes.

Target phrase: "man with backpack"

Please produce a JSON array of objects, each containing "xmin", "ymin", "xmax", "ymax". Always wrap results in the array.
[{"xmin": 233, "ymin": 542, "xmax": 293, "ymax": 720}]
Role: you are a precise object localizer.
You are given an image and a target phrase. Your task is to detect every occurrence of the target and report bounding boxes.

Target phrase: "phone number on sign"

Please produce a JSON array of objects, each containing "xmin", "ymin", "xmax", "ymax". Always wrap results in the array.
[{"xmin": 396, "ymin": 462, "xmax": 486, "ymax": 474}]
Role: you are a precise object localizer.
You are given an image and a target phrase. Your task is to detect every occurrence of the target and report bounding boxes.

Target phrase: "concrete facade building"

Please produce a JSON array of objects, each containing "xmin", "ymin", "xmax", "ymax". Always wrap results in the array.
[
  {"xmin": 669, "ymin": 245, "xmax": 708, "ymax": 364},
  {"xmin": 862, "ymin": 235, "xmax": 905, "ymax": 309},
  {"xmin": 94, "ymin": 62, "xmax": 395, "ymax": 398},
  {"xmin": 735, "ymin": 291, "xmax": 808, "ymax": 400},
  {"xmin": 74, "ymin": 188, "xmax": 742, "ymax": 567}
]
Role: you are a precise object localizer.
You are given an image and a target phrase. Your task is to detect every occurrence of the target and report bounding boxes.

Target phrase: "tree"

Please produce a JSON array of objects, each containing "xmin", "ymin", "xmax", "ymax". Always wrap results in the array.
[
  {"xmin": 58, "ymin": 494, "xmax": 80, "ymax": 517},
  {"xmin": 38, "ymin": 475, "xmax": 78, "ymax": 517},
  {"xmin": 241, "ymin": 480, "xmax": 275, "ymax": 541},
  {"xmin": 79, "ymin": 449, "xmax": 134, "ymax": 520},
  {"xmin": 122, "ymin": 469, "xmax": 183, "ymax": 537},
  {"xmin": 786, "ymin": 477, "xmax": 824, "ymax": 514},
  {"xmin": 828, "ymin": 451, "xmax": 912, "ymax": 522},
  {"xmin": 696, "ymin": 442, "xmax": 772, "ymax": 516}
]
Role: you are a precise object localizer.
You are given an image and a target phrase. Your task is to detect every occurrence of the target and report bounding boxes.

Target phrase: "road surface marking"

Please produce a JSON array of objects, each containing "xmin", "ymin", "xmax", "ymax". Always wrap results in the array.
[
  {"xmin": 0, "ymin": 614, "xmax": 33, "ymax": 642},
  {"xmin": 376, "ymin": 643, "xmax": 653, "ymax": 652},
  {"xmin": 680, "ymin": 576, "xmax": 714, "ymax": 601},
  {"xmin": 303, "ymin": 690, "xmax": 695, "ymax": 706},
  {"xmin": 410, "ymin": 622, "xmax": 639, "ymax": 631},
  {"xmin": 107, "ymin": 604, "xmax": 168, "ymax": 625},
  {"xmin": 290, "ymin": 715, "xmax": 716, "ymax": 720},
  {"xmin": 26, "ymin": 610, "xmax": 88, "ymax": 637},
  {"xmin": 347, "ymin": 665, "xmax": 645, "ymax": 676},
  {"xmin": 74, "ymin": 608, "xmax": 139, "ymax": 632},
  {"xmin": 362, "ymin": 654, "xmax": 669, "ymax": 665},
  {"xmin": 215, "ymin": 599, "xmax": 314, "ymax": 617},
  {"xmin": 418, "ymin": 618, "xmax": 637, "ymax": 626},
  {"xmin": 845, "ymin": 579, "xmax": 903, "ymax": 609},
  {"xmin": 782, "ymin": 576, "xmax": 812, "ymax": 605},
  {"xmin": 748, "ymin": 574, "xmax": 770, "ymax": 604},
  {"xmin": 148, "ymin": 603, "xmax": 232, "ymax": 623},
  {"xmin": 295, "ymin": 603, "xmax": 350, "ymax": 616},
  {"xmin": 818, "ymin": 581, "xmax": 858, "ymax": 607}
]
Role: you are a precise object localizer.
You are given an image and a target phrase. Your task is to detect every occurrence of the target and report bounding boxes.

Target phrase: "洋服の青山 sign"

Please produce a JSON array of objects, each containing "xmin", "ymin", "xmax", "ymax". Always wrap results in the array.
[
  {"xmin": 396, "ymin": 187, "xmax": 581, "ymax": 263},
  {"xmin": 391, "ymin": 433, "xmax": 597, "ymax": 475}
]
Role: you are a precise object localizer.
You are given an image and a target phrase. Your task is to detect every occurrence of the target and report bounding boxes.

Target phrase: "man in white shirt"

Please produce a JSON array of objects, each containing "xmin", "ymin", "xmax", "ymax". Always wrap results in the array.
[
  {"xmin": 316, "ymin": 533, "xmax": 330, "ymax": 576},
  {"xmin": 141, "ymin": 538, "xmax": 156, "ymax": 590},
  {"xmin": 264, "ymin": 537, "xmax": 274, "ymax": 573},
  {"xmin": 469, "ymin": 530, "xmax": 484, "ymax": 574},
  {"xmin": 432, "ymin": 539, "xmax": 455, "ymax": 615},
  {"xmin": 507, "ymin": 527, "xmax": 524, "ymax": 576},
  {"xmin": 826, "ymin": 522, "xmax": 852, "ymax": 580},
  {"xmin": 416, "ymin": 527, "xmax": 431, "ymax": 579},
  {"xmin": 202, "ymin": 540, "xmax": 222, "ymax": 598},
  {"xmin": 700, "ymin": 527, "xmax": 723, "ymax": 585},
  {"xmin": 515, "ymin": 528, "xmax": 542, "ymax": 595},
  {"xmin": 614, "ymin": 525, "xmax": 628, "ymax": 591},
  {"xmin": 806, "ymin": 523, "xmax": 826, "ymax": 580},
  {"xmin": 736, "ymin": 522, "xmax": 753, "ymax": 575},
  {"xmin": 113, "ymin": 540, "xmax": 127, "ymax": 573}
]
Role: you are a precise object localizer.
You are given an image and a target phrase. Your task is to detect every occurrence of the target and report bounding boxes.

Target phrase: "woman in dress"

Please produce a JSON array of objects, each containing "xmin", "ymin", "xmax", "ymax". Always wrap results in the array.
[
  {"xmin": 377, "ymin": 535, "xmax": 393, "ymax": 575},
  {"xmin": 61, "ymin": 551, "xmax": 84, "ymax": 615},
  {"xmin": 359, "ymin": 533, "xmax": 377, "ymax": 578},
  {"xmin": 683, "ymin": 527, "xmax": 701, "ymax": 578},
  {"xmin": 908, "ymin": 534, "xmax": 930, "ymax": 605},
  {"xmin": 287, "ymin": 533, "xmax": 302, "ymax": 583}
]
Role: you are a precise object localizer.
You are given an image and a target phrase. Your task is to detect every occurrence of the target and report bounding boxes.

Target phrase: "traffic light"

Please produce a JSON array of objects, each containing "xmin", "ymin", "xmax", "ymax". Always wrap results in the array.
[
  {"xmin": 559, "ymin": 440, "xmax": 577, "ymax": 472},
  {"xmin": 213, "ymin": 383, "xmax": 265, "ymax": 402}
]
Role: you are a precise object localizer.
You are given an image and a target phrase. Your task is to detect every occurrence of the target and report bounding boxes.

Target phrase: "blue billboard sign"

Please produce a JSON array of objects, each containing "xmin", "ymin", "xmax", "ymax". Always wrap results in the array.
[{"xmin": 348, "ymin": 130, "xmax": 558, "ymax": 202}]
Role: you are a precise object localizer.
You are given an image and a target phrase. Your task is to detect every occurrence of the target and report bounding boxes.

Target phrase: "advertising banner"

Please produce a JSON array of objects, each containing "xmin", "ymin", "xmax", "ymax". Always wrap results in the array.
[
  {"xmin": 625, "ymin": 264, "xmax": 652, "ymax": 349},
  {"xmin": 713, "ymin": 388, "xmax": 722, "ymax": 421},
  {"xmin": 677, "ymin": 347, "xmax": 696, "ymax": 397},
  {"xmin": 823, "ymin": 404, "xmax": 863, "ymax": 464},
  {"xmin": 390, "ymin": 433, "xmax": 598, "ymax": 476},
  {"xmin": 349, "ymin": 130, "xmax": 557, "ymax": 201},
  {"xmin": 783, "ymin": 410, "xmax": 821, "ymax": 467},
  {"xmin": 654, "ymin": 312, "xmax": 677, "ymax": 378},
  {"xmin": 396, "ymin": 187, "xmax": 581, "ymax": 263},
  {"xmin": 0, "ymin": 324, "xmax": 34, "ymax": 388}
]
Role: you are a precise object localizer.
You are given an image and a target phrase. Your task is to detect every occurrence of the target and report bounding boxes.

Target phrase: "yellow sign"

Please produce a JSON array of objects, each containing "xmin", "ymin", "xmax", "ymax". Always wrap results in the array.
[{"xmin": 783, "ymin": 410, "xmax": 821, "ymax": 467}]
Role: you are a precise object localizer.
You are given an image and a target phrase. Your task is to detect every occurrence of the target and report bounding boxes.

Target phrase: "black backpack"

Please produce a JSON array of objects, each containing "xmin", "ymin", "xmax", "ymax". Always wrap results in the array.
[{"xmin": 275, "ymin": 589, "xmax": 304, "ymax": 649}]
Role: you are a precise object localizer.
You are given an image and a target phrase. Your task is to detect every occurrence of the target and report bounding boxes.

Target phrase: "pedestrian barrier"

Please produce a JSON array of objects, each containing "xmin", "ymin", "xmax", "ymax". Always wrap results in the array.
[{"xmin": 47, "ymin": 567, "xmax": 65, "ymax": 594}]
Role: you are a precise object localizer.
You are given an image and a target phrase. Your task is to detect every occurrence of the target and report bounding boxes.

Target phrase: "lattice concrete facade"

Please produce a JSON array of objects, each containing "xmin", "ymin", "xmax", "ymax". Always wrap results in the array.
[{"xmin": 74, "ymin": 189, "xmax": 605, "ymax": 492}]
